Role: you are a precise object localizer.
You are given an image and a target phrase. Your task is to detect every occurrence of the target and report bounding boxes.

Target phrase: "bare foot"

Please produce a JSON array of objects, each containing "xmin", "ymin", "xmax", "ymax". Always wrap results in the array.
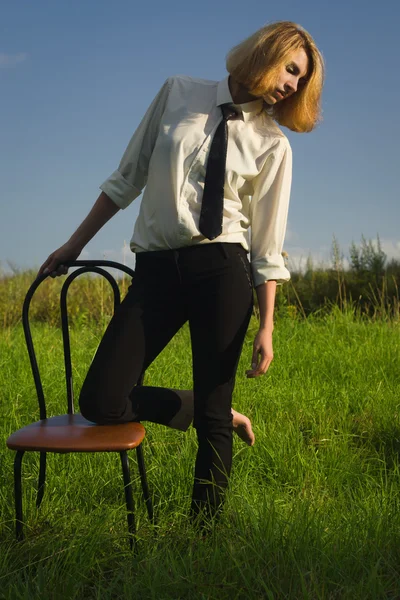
[
  {"xmin": 170, "ymin": 389, "xmax": 255, "ymax": 445},
  {"xmin": 232, "ymin": 408, "xmax": 255, "ymax": 446}
]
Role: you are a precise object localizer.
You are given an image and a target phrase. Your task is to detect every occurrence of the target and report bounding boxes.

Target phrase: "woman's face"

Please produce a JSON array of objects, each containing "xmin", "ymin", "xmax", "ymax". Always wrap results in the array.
[{"xmin": 263, "ymin": 48, "xmax": 309, "ymax": 105}]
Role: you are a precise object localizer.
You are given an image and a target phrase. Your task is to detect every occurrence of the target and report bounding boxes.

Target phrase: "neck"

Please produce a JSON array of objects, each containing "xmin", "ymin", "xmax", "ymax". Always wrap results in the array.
[{"xmin": 228, "ymin": 76, "xmax": 259, "ymax": 104}]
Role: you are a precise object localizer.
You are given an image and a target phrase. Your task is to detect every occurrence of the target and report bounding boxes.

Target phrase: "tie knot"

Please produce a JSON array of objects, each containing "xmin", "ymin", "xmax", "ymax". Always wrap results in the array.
[{"xmin": 221, "ymin": 103, "xmax": 239, "ymax": 121}]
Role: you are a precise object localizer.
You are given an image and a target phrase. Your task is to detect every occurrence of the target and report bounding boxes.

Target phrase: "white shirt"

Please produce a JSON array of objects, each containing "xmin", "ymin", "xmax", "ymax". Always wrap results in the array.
[{"xmin": 100, "ymin": 75, "xmax": 292, "ymax": 285}]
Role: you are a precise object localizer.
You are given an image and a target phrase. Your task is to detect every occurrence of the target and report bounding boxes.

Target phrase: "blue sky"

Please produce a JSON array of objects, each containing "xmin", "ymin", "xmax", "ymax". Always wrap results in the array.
[{"xmin": 1, "ymin": 0, "xmax": 399, "ymax": 273}]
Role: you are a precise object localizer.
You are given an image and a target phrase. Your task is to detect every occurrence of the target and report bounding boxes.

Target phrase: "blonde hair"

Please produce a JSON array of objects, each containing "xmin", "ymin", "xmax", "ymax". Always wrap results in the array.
[{"xmin": 226, "ymin": 21, "xmax": 325, "ymax": 132}]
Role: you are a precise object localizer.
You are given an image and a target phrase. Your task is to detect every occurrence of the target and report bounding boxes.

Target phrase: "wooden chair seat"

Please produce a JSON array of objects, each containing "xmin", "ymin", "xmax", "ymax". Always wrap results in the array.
[{"xmin": 7, "ymin": 414, "xmax": 146, "ymax": 453}]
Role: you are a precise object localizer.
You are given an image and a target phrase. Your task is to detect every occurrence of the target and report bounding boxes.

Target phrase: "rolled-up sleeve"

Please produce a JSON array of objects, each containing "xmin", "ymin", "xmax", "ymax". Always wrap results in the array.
[
  {"xmin": 250, "ymin": 137, "xmax": 292, "ymax": 286},
  {"xmin": 100, "ymin": 78, "xmax": 172, "ymax": 209}
]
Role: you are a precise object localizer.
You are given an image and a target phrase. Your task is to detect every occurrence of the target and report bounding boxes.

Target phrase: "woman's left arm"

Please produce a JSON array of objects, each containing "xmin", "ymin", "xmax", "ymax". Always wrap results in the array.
[
  {"xmin": 247, "ymin": 136, "xmax": 293, "ymax": 378},
  {"xmin": 246, "ymin": 280, "xmax": 277, "ymax": 378}
]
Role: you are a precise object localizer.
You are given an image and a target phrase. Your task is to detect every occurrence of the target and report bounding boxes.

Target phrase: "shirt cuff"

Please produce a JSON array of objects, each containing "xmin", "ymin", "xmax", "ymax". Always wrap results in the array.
[
  {"xmin": 99, "ymin": 170, "xmax": 141, "ymax": 210},
  {"xmin": 251, "ymin": 254, "xmax": 291, "ymax": 286}
]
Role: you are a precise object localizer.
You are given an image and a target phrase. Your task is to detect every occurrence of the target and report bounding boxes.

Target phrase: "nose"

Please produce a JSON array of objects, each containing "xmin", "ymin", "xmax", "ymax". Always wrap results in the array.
[{"xmin": 285, "ymin": 76, "xmax": 298, "ymax": 94}]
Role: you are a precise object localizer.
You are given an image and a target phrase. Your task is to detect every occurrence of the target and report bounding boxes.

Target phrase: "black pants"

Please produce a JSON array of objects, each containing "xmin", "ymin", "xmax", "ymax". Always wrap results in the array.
[{"xmin": 79, "ymin": 243, "xmax": 253, "ymax": 514}]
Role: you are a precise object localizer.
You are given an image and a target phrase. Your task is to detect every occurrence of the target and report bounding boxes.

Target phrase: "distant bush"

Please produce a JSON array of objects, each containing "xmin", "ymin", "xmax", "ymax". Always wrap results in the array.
[
  {"xmin": 275, "ymin": 236, "xmax": 400, "ymax": 321},
  {"xmin": 1, "ymin": 236, "xmax": 399, "ymax": 327},
  {"xmin": 0, "ymin": 267, "xmax": 132, "ymax": 328}
]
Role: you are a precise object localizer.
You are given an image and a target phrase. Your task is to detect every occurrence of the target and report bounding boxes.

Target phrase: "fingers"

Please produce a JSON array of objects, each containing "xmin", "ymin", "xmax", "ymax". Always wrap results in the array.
[
  {"xmin": 257, "ymin": 354, "xmax": 272, "ymax": 375},
  {"xmin": 38, "ymin": 255, "xmax": 69, "ymax": 278},
  {"xmin": 246, "ymin": 347, "xmax": 273, "ymax": 378},
  {"xmin": 37, "ymin": 256, "xmax": 52, "ymax": 277},
  {"xmin": 251, "ymin": 346, "xmax": 258, "ymax": 368},
  {"xmin": 46, "ymin": 264, "xmax": 69, "ymax": 278}
]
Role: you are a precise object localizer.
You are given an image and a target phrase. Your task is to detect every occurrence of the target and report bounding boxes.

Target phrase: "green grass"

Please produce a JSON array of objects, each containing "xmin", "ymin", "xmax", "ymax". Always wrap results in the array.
[{"xmin": 1, "ymin": 312, "xmax": 400, "ymax": 599}]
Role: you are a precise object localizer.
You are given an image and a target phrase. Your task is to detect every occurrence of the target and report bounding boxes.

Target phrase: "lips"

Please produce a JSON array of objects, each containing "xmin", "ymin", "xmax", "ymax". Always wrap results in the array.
[{"xmin": 275, "ymin": 90, "xmax": 286, "ymax": 99}]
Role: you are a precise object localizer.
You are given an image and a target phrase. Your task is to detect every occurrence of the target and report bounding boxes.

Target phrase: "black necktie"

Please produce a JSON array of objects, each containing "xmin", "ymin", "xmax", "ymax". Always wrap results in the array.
[{"xmin": 199, "ymin": 103, "xmax": 239, "ymax": 240}]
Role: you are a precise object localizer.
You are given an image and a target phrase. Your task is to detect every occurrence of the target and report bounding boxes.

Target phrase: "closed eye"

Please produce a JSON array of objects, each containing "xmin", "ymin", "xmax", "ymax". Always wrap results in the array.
[
  {"xmin": 286, "ymin": 63, "xmax": 308, "ymax": 89},
  {"xmin": 287, "ymin": 62, "xmax": 308, "ymax": 82},
  {"xmin": 286, "ymin": 63, "xmax": 300, "ymax": 75}
]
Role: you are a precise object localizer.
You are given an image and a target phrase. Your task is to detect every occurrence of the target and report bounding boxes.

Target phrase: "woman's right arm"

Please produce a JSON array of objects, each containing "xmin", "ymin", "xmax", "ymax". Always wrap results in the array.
[
  {"xmin": 39, "ymin": 79, "xmax": 172, "ymax": 278},
  {"xmin": 38, "ymin": 192, "xmax": 120, "ymax": 277}
]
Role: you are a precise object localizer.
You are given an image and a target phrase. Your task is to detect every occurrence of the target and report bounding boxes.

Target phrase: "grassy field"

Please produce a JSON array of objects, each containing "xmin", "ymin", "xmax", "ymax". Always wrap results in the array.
[{"xmin": 1, "ymin": 311, "xmax": 400, "ymax": 599}]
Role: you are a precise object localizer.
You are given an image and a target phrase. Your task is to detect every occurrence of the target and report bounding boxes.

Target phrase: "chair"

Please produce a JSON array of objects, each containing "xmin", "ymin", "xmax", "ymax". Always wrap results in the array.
[{"xmin": 6, "ymin": 260, "xmax": 153, "ymax": 549}]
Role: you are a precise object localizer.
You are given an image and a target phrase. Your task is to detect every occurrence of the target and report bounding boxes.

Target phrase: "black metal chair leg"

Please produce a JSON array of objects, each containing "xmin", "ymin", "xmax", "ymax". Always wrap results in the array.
[
  {"xmin": 14, "ymin": 450, "xmax": 25, "ymax": 540},
  {"xmin": 136, "ymin": 444, "xmax": 154, "ymax": 524},
  {"xmin": 36, "ymin": 452, "xmax": 47, "ymax": 509},
  {"xmin": 120, "ymin": 451, "xmax": 136, "ymax": 550}
]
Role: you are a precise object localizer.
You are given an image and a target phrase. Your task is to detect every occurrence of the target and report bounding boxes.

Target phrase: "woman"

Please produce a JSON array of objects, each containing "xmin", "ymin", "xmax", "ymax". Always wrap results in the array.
[{"xmin": 39, "ymin": 21, "xmax": 324, "ymax": 519}]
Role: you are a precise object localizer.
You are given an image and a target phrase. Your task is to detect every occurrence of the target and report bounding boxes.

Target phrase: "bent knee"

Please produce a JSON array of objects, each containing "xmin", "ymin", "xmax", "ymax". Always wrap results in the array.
[
  {"xmin": 79, "ymin": 393, "xmax": 102, "ymax": 424},
  {"xmin": 79, "ymin": 383, "xmax": 108, "ymax": 424},
  {"xmin": 79, "ymin": 383, "xmax": 133, "ymax": 425}
]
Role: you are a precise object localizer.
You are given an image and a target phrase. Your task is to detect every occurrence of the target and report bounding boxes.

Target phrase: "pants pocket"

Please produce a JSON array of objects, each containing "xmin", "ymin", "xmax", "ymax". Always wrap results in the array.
[{"xmin": 237, "ymin": 250, "xmax": 253, "ymax": 290}]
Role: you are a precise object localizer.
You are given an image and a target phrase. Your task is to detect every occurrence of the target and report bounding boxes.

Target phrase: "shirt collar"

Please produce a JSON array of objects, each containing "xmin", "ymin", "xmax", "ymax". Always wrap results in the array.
[{"xmin": 216, "ymin": 76, "xmax": 265, "ymax": 122}]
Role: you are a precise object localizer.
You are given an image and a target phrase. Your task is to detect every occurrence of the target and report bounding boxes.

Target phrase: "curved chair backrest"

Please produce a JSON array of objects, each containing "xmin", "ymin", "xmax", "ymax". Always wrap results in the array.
[{"xmin": 23, "ymin": 260, "xmax": 136, "ymax": 421}]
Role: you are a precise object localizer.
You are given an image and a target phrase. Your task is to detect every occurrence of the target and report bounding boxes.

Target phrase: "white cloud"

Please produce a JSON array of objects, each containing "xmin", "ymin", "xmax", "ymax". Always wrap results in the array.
[
  {"xmin": 63, "ymin": 246, "xmax": 135, "ymax": 278},
  {"xmin": 0, "ymin": 52, "xmax": 28, "ymax": 68},
  {"xmin": 284, "ymin": 222, "xmax": 297, "ymax": 243},
  {"xmin": 284, "ymin": 238, "xmax": 400, "ymax": 273},
  {"xmin": 284, "ymin": 243, "xmax": 351, "ymax": 272},
  {"xmin": 77, "ymin": 244, "xmax": 135, "ymax": 269},
  {"xmin": 377, "ymin": 239, "xmax": 400, "ymax": 261},
  {"xmin": 100, "ymin": 244, "xmax": 136, "ymax": 270},
  {"xmin": 284, "ymin": 241, "xmax": 326, "ymax": 264}
]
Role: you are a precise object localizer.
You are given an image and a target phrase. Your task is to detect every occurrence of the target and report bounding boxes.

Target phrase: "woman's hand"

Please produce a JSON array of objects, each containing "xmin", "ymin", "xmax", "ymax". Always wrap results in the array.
[
  {"xmin": 38, "ymin": 242, "xmax": 82, "ymax": 278},
  {"xmin": 246, "ymin": 327, "xmax": 273, "ymax": 378}
]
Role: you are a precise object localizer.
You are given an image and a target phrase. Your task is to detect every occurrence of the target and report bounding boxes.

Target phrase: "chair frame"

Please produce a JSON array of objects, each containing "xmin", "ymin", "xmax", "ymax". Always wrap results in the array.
[{"xmin": 9, "ymin": 260, "xmax": 154, "ymax": 549}]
